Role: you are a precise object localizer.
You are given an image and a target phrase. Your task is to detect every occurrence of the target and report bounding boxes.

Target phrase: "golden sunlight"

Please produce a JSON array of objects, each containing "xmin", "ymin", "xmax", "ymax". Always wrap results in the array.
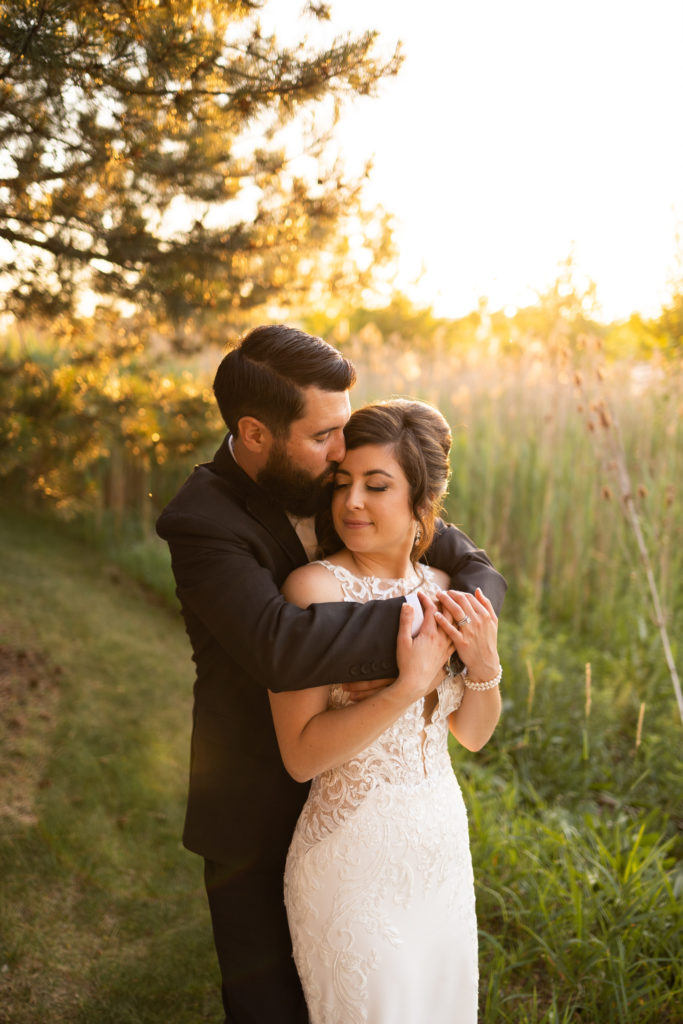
[{"xmin": 269, "ymin": 0, "xmax": 683, "ymax": 321}]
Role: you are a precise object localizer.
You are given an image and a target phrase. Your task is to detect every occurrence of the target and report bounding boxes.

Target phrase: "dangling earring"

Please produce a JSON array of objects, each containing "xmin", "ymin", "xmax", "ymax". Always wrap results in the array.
[{"xmin": 413, "ymin": 524, "xmax": 422, "ymax": 548}]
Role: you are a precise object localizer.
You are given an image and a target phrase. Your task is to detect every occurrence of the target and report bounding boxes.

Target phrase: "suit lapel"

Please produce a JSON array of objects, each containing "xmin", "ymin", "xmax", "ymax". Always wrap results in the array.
[
  {"xmin": 246, "ymin": 497, "xmax": 307, "ymax": 565},
  {"xmin": 212, "ymin": 436, "xmax": 307, "ymax": 566}
]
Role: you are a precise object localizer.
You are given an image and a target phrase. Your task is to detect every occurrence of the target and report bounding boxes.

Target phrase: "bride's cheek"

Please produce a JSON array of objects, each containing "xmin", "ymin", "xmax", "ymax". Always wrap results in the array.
[{"xmin": 331, "ymin": 502, "xmax": 343, "ymax": 533}]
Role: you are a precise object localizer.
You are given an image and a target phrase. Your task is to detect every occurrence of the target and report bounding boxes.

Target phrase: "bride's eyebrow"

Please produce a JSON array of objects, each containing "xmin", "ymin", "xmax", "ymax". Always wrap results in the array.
[{"xmin": 335, "ymin": 468, "xmax": 394, "ymax": 479}]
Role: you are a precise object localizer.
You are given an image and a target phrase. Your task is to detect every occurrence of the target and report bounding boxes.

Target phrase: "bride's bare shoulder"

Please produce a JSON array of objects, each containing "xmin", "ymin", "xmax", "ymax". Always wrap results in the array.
[
  {"xmin": 282, "ymin": 561, "xmax": 345, "ymax": 607},
  {"xmin": 426, "ymin": 566, "xmax": 450, "ymax": 591}
]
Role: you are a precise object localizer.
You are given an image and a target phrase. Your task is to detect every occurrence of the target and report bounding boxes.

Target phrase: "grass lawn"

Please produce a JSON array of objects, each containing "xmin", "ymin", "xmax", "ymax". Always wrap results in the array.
[
  {"xmin": 1, "ymin": 505, "xmax": 681, "ymax": 1023},
  {"xmin": 0, "ymin": 508, "xmax": 220, "ymax": 1023}
]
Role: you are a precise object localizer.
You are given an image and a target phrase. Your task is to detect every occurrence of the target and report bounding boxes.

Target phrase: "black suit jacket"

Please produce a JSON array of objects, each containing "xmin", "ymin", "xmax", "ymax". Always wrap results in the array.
[{"xmin": 156, "ymin": 436, "xmax": 507, "ymax": 865}]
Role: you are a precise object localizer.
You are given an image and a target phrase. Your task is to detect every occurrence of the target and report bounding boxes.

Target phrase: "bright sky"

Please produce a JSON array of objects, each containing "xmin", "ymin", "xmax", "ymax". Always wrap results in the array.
[{"xmin": 272, "ymin": 0, "xmax": 683, "ymax": 322}]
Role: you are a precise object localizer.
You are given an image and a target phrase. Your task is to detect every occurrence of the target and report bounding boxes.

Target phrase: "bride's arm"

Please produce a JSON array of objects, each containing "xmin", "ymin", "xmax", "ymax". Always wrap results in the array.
[
  {"xmin": 269, "ymin": 567, "xmax": 454, "ymax": 783},
  {"xmin": 450, "ymin": 684, "xmax": 501, "ymax": 752},
  {"xmin": 436, "ymin": 588, "xmax": 502, "ymax": 752}
]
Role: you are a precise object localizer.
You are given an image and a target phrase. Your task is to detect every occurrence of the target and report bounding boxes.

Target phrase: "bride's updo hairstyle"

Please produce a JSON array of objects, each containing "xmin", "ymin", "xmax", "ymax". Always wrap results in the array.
[{"xmin": 342, "ymin": 399, "xmax": 452, "ymax": 562}]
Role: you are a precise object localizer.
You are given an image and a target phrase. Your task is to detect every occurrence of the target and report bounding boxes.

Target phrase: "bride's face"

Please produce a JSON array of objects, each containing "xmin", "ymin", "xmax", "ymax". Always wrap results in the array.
[{"xmin": 331, "ymin": 443, "xmax": 417, "ymax": 556}]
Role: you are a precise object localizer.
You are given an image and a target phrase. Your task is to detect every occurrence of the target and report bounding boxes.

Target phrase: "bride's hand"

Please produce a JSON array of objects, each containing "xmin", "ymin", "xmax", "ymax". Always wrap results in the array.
[
  {"xmin": 342, "ymin": 677, "xmax": 395, "ymax": 703},
  {"xmin": 395, "ymin": 592, "xmax": 455, "ymax": 699},
  {"xmin": 435, "ymin": 588, "xmax": 500, "ymax": 683}
]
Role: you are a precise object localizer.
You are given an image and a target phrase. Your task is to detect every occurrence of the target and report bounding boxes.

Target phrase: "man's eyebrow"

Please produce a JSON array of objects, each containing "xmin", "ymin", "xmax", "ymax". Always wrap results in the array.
[
  {"xmin": 312, "ymin": 424, "xmax": 343, "ymax": 437},
  {"xmin": 334, "ymin": 468, "xmax": 395, "ymax": 478}
]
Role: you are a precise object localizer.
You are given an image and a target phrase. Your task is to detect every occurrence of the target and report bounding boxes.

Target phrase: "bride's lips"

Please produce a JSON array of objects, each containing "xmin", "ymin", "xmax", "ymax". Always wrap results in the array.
[{"xmin": 341, "ymin": 520, "xmax": 371, "ymax": 529}]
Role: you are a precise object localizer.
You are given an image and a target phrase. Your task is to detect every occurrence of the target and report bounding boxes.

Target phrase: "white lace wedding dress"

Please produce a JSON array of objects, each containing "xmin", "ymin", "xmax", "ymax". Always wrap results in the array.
[{"xmin": 284, "ymin": 562, "xmax": 478, "ymax": 1024}]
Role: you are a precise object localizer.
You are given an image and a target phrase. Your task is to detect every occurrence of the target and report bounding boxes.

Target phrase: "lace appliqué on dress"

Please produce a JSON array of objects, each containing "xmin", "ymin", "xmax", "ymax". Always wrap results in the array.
[
  {"xmin": 284, "ymin": 562, "xmax": 476, "ymax": 1024},
  {"xmin": 295, "ymin": 561, "xmax": 465, "ymax": 840}
]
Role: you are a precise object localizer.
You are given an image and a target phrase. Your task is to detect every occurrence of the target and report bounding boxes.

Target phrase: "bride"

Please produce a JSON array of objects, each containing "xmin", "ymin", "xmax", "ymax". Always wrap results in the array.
[{"xmin": 268, "ymin": 399, "xmax": 502, "ymax": 1024}]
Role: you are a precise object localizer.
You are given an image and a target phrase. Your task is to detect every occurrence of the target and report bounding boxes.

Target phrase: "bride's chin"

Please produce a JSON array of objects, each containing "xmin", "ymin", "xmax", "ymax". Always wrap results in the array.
[
  {"xmin": 340, "ymin": 537, "xmax": 372, "ymax": 555},
  {"xmin": 341, "ymin": 538, "xmax": 365, "ymax": 551}
]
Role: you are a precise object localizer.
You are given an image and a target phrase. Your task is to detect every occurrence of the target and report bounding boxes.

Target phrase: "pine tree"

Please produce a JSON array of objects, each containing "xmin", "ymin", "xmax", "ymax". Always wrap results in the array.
[{"xmin": 0, "ymin": 0, "xmax": 400, "ymax": 331}]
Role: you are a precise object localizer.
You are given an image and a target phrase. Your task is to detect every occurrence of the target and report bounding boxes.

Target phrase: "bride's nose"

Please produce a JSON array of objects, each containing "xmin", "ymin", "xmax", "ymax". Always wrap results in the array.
[{"xmin": 346, "ymin": 483, "xmax": 364, "ymax": 509}]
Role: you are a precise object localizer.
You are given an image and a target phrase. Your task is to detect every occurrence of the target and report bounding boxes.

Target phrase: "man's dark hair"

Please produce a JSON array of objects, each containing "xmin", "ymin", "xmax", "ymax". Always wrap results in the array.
[{"xmin": 213, "ymin": 324, "xmax": 356, "ymax": 437}]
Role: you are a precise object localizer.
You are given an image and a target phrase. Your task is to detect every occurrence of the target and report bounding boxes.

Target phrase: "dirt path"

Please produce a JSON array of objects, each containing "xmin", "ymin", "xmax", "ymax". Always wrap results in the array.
[{"xmin": 0, "ymin": 642, "xmax": 63, "ymax": 826}]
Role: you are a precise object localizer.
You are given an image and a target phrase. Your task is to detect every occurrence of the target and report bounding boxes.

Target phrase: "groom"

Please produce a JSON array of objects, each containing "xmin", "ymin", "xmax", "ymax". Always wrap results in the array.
[{"xmin": 156, "ymin": 324, "xmax": 506, "ymax": 1024}]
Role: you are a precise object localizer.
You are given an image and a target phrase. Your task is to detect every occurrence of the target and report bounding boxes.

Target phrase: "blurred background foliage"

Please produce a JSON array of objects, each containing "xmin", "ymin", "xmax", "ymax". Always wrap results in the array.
[
  {"xmin": 1, "ymin": 2, "xmax": 682, "ymax": 1022},
  {"xmin": 0, "ymin": 0, "xmax": 399, "ymax": 331},
  {"xmin": 1, "ymin": 263, "xmax": 681, "ymax": 715},
  {"xmin": 1, "ymin": 288, "xmax": 681, "ymax": 1022}
]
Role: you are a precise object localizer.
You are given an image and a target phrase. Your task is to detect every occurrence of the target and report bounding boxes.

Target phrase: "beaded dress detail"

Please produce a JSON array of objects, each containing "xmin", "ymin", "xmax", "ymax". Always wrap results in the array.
[{"xmin": 284, "ymin": 562, "xmax": 478, "ymax": 1024}]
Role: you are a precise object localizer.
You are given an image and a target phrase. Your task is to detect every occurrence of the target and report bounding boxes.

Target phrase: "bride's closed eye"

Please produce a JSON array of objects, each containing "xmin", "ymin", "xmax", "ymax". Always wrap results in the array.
[{"xmin": 333, "ymin": 481, "xmax": 388, "ymax": 493}]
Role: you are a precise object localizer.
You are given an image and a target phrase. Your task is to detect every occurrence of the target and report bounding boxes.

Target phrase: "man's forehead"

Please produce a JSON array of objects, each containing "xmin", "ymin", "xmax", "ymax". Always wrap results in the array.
[{"xmin": 296, "ymin": 386, "xmax": 350, "ymax": 426}]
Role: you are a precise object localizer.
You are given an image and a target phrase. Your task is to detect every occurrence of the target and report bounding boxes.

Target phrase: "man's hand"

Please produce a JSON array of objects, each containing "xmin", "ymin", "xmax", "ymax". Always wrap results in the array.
[{"xmin": 341, "ymin": 677, "xmax": 396, "ymax": 703}]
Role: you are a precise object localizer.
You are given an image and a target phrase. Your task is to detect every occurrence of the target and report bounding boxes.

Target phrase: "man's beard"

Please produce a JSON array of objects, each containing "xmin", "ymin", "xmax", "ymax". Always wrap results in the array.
[{"xmin": 256, "ymin": 440, "xmax": 335, "ymax": 517}]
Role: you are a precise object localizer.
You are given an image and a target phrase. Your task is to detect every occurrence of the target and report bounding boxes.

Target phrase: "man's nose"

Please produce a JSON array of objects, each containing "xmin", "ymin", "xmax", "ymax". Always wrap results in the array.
[{"xmin": 328, "ymin": 434, "xmax": 346, "ymax": 463}]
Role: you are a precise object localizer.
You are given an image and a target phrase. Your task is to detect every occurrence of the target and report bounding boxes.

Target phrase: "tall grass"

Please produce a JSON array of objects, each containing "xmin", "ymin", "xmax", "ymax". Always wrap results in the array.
[
  {"xmin": 2, "ymin": 324, "xmax": 682, "ymax": 1021},
  {"xmin": 350, "ymin": 342, "xmax": 682, "ymax": 669},
  {"xmin": 352, "ymin": 339, "xmax": 683, "ymax": 1020},
  {"xmin": 1, "ymin": 505, "xmax": 680, "ymax": 1024},
  {"xmin": 470, "ymin": 783, "xmax": 682, "ymax": 1023}
]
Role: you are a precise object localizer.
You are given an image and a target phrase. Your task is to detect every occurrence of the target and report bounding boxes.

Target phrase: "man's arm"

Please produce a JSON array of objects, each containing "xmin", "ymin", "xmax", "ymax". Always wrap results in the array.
[
  {"xmin": 160, "ymin": 522, "xmax": 405, "ymax": 694},
  {"xmin": 423, "ymin": 519, "xmax": 507, "ymax": 614},
  {"xmin": 157, "ymin": 487, "xmax": 505, "ymax": 695},
  {"xmin": 269, "ymin": 597, "xmax": 453, "ymax": 782}
]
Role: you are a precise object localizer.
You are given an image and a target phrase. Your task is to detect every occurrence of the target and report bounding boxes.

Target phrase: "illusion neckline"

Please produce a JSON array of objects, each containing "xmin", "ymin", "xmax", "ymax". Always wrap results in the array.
[{"xmin": 316, "ymin": 558, "xmax": 427, "ymax": 592}]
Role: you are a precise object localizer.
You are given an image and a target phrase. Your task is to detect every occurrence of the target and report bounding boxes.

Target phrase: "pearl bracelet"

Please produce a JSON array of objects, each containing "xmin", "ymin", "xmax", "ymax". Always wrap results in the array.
[{"xmin": 463, "ymin": 666, "xmax": 502, "ymax": 691}]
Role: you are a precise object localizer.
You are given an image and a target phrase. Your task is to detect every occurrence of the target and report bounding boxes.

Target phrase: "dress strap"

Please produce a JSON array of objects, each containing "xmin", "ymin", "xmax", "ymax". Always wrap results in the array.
[{"xmin": 313, "ymin": 560, "xmax": 369, "ymax": 602}]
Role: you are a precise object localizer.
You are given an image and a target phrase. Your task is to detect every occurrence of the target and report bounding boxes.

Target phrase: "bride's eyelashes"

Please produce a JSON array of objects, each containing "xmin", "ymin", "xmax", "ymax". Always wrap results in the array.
[
  {"xmin": 332, "ymin": 481, "xmax": 389, "ymax": 493},
  {"xmin": 331, "ymin": 481, "xmax": 389, "ymax": 493}
]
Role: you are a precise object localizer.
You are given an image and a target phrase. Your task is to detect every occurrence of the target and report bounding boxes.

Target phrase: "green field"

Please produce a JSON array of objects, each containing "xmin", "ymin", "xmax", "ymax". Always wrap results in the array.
[
  {"xmin": 0, "ymin": 497, "xmax": 680, "ymax": 1023},
  {"xmin": 2, "ymin": 332, "xmax": 682, "ymax": 1022},
  {"xmin": 0, "ymin": 508, "xmax": 218, "ymax": 1023}
]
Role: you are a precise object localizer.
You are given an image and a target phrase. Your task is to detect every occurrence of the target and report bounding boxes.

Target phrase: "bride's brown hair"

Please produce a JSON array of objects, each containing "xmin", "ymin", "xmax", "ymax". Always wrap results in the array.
[{"xmin": 320, "ymin": 399, "xmax": 452, "ymax": 562}]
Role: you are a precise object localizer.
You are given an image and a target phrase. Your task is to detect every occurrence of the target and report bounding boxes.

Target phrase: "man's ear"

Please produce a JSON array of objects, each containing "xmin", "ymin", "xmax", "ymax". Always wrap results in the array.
[{"xmin": 237, "ymin": 416, "xmax": 273, "ymax": 454}]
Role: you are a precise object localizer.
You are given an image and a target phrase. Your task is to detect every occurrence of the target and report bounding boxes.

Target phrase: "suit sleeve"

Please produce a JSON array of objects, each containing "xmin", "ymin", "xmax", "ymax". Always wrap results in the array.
[
  {"xmin": 423, "ymin": 519, "xmax": 507, "ymax": 614},
  {"xmin": 159, "ymin": 511, "xmax": 404, "ymax": 693}
]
